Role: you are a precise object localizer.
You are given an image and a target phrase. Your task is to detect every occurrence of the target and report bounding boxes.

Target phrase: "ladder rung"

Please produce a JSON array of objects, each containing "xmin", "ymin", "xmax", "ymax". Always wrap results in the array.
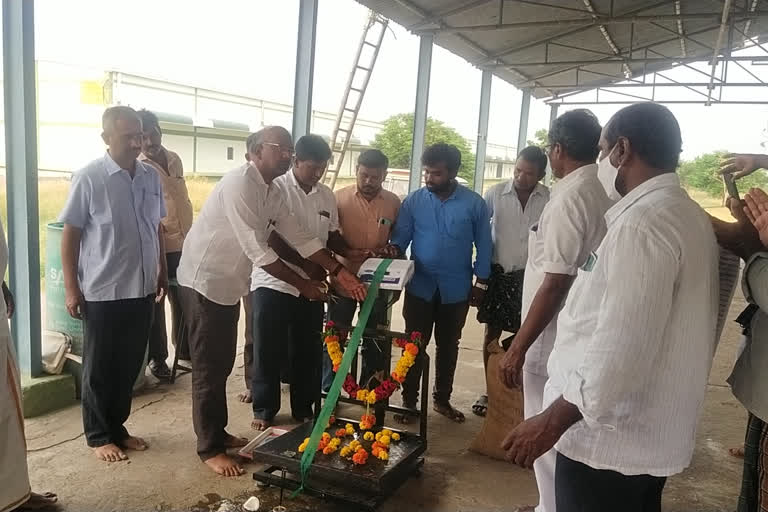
[
  {"xmin": 336, "ymin": 127, "xmax": 349, "ymax": 132},
  {"xmin": 363, "ymin": 40, "xmax": 377, "ymax": 47},
  {"xmin": 350, "ymin": 87, "xmax": 363, "ymax": 93},
  {"xmin": 344, "ymin": 107, "xmax": 357, "ymax": 112},
  {"xmin": 356, "ymin": 65, "xmax": 371, "ymax": 71}
]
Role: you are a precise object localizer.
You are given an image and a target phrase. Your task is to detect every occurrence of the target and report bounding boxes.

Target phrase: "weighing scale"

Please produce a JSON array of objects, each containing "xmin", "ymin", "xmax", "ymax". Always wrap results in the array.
[{"xmin": 249, "ymin": 259, "xmax": 428, "ymax": 511}]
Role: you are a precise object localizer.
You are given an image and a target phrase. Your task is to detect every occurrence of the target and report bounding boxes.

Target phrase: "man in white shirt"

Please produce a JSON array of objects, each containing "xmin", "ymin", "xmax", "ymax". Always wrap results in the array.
[
  {"xmin": 499, "ymin": 110, "xmax": 610, "ymax": 512},
  {"xmin": 473, "ymin": 145, "xmax": 549, "ymax": 418},
  {"xmin": 176, "ymin": 126, "xmax": 366, "ymax": 477},
  {"xmin": 59, "ymin": 106, "xmax": 168, "ymax": 463},
  {"xmin": 249, "ymin": 134, "xmax": 340, "ymax": 430},
  {"xmin": 502, "ymin": 103, "xmax": 719, "ymax": 512}
]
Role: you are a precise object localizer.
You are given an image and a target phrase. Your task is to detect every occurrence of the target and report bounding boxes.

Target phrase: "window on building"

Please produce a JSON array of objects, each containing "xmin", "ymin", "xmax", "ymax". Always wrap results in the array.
[
  {"xmin": 226, "ymin": 146, "xmax": 234, "ymax": 161},
  {"xmin": 495, "ymin": 162, "xmax": 503, "ymax": 179}
]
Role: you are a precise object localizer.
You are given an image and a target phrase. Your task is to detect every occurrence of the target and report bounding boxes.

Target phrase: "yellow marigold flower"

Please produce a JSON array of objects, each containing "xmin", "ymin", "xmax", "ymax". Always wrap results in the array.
[
  {"xmin": 356, "ymin": 390, "xmax": 368, "ymax": 401},
  {"xmin": 378, "ymin": 451, "xmax": 389, "ymax": 461},
  {"xmin": 363, "ymin": 431, "xmax": 374, "ymax": 441},
  {"xmin": 379, "ymin": 435, "xmax": 391, "ymax": 446},
  {"xmin": 391, "ymin": 433, "xmax": 401, "ymax": 441},
  {"xmin": 382, "ymin": 429, "xmax": 392, "ymax": 437}
]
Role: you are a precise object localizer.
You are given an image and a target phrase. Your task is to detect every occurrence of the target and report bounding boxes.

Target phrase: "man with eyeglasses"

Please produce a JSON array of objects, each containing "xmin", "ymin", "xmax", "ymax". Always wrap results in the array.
[
  {"xmin": 138, "ymin": 109, "xmax": 194, "ymax": 381},
  {"xmin": 59, "ymin": 106, "xmax": 168, "ymax": 463},
  {"xmin": 176, "ymin": 126, "xmax": 367, "ymax": 477}
]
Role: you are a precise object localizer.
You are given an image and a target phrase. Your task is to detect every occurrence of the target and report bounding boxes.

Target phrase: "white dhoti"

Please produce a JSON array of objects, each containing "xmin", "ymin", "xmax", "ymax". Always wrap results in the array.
[
  {"xmin": 524, "ymin": 370, "xmax": 556, "ymax": 512},
  {"xmin": 0, "ymin": 221, "xmax": 31, "ymax": 512}
]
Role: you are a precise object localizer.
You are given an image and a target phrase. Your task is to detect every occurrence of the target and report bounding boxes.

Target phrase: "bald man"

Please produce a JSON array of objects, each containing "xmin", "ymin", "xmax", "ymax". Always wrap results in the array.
[
  {"xmin": 60, "ymin": 106, "xmax": 168, "ymax": 463},
  {"xmin": 176, "ymin": 126, "xmax": 367, "ymax": 477}
]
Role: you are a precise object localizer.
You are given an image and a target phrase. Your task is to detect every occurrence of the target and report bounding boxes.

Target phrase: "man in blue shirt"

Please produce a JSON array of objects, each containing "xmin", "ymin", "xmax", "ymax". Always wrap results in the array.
[{"xmin": 388, "ymin": 143, "xmax": 492, "ymax": 423}]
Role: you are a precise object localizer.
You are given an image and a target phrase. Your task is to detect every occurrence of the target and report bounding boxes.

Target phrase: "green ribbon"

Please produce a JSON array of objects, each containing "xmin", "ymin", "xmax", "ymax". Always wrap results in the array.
[{"xmin": 293, "ymin": 258, "xmax": 393, "ymax": 497}]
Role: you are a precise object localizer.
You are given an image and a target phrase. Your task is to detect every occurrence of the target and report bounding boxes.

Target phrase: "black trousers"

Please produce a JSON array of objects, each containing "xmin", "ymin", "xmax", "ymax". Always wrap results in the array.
[
  {"xmin": 179, "ymin": 286, "xmax": 240, "ymax": 461},
  {"xmin": 250, "ymin": 288, "xmax": 324, "ymax": 421},
  {"xmin": 148, "ymin": 251, "xmax": 187, "ymax": 363},
  {"xmin": 401, "ymin": 291, "xmax": 469, "ymax": 407},
  {"xmin": 81, "ymin": 296, "xmax": 154, "ymax": 447},
  {"xmin": 555, "ymin": 452, "xmax": 667, "ymax": 512},
  {"xmin": 322, "ymin": 292, "xmax": 392, "ymax": 391}
]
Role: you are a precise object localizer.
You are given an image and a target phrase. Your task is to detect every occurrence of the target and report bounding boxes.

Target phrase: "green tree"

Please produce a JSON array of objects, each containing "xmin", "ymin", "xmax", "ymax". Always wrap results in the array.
[
  {"xmin": 678, "ymin": 150, "xmax": 768, "ymax": 203},
  {"xmin": 526, "ymin": 128, "xmax": 548, "ymax": 149},
  {"xmin": 372, "ymin": 113, "xmax": 475, "ymax": 182}
]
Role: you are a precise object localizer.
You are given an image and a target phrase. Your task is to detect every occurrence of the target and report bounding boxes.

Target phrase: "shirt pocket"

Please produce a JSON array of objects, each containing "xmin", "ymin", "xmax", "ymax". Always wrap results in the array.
[{"xmin": 447, "ymin": 214, "xmax": 473, "ymax": 242}]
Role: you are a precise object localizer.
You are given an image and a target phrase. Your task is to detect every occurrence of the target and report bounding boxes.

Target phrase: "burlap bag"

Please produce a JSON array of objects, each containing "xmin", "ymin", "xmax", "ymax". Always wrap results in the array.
[{"xmin": 469, "ymin": 339, "xmax": 525, "ymax": 460}]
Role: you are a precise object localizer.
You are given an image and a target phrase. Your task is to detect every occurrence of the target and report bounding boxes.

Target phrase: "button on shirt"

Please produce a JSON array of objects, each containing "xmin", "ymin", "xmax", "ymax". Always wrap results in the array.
[
  {"xmin": 58, "ymin": 153, "xmax": 166, "ymax": 301},
  {"xmin": 334, "ymin": 185, "xmax": 401, "ymax": 274},
  {"xmin": 484, "ymin": 181, "xmax": 549, "ymax": 272},
  {"xmin": 176, "ymin": 163, "xmax": 324, "ymax": 306},
  {"xmin": 544, "ymin": 173, "xmax": 719, "ymax": 477},
  {"xmin": 729, "ymin": 252, "xmax": 768, "ymax": 422},
  {"xmin": 390, "ymin": 184, "xmax": 492, "ymax": 304},
  {"xmin": 250, "ymin": 170, "xmax": 339, "ymax": 297},
  {"xmin": 522, "ymin": 164, "xmax": 610, "ymax": 376}
]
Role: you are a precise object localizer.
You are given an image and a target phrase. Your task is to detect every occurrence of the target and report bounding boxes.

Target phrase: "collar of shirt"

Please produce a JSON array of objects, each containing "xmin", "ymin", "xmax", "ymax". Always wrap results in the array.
[
  {"xmin": 104, "ymin": 152, "xmax": 146, "ymax": 178},
  {"xmin": 550, "ymin": 163, "xmax": 597, "ymax": 199},
  {"xmin": 502, "ymin": 180, "xmax": 547, "ymax": 199},
  {"xmin": 285, "ymin": 169, "xmax": 318, "ymax": 196},
  {"xmin": 605, "ymin": 173, "xmax": 681, "ymax": 227}
]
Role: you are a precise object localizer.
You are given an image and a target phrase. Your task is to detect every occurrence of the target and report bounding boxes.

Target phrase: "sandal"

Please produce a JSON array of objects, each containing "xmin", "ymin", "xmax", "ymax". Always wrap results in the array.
[
  {"xmin": 472, "ymin": 395, "xmax": 488, "ymax": 417},
  {"xmin": 17, "ymin": 492, "xmax": 58, "ymax": 511},
  {"xmin": 433, "ymin": 402, "xmax": 466, "ymax": 423}
]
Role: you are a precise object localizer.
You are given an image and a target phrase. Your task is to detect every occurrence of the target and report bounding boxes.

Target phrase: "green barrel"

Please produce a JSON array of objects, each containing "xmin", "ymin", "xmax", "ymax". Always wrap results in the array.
[
  {"xmin": 45, "ymin": 223, "xmax": 84, "ymax": 347},
  {"xmin": 45, "ymin": 222, "xmax": 147, "ymax": 393}
]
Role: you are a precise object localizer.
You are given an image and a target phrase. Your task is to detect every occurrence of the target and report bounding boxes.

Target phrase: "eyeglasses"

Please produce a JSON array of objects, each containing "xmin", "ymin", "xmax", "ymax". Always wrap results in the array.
[{"xmin": 262, "ymin": 142, "xmax": 295, "ymax": 156}]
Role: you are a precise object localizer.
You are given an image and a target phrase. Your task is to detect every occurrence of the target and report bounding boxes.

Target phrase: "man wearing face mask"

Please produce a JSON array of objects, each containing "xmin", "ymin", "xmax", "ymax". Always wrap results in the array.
[
  {"xmin": 249, "ymin": 134, "xmax": 343, "ymax": 431},
  {"xmin": 502, "ymin": 103, "xmax": 718, "ymax": 512},
  {"xmin": 176, "ymin": 127, "xmax": 366, "ymax": 477},
  {"xmin": 498, "ymin": 109, "xmax": 611, "ymax": 512}
]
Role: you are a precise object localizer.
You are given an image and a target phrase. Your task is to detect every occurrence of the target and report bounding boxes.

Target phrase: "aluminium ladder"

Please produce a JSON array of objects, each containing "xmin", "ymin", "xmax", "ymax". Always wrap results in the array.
[{"xmin": 323, "ymin": 12, "xmax": 388, "ymax": 189}]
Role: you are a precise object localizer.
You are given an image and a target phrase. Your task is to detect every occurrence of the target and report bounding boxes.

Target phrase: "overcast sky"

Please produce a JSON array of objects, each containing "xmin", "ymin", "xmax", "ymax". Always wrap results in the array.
[{"xmin": 33, "ymin": 0, "xmax": 768, "ymax": 159}]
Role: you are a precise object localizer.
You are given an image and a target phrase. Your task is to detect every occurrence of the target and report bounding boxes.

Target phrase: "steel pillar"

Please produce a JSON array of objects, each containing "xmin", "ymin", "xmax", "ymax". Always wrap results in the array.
[
  {"xmin": 473, "ymin": 70, "xmax": 492, "ymax": 194},
  {"xmin": 3, "ymin": 0, "xmax": 42, "ymax": 376},
  {"xmin": 516, "ymin": 90, "xmax": 531, "ymax": 155},
  {"xmin": 409, "ymin": 35, "xmax": 433, "ymax": 193},
  {"xmin": 292, "ymin": 0, "xmax": 318, "ymax": 140},
  {"xmin": 545, "ymin": 103, "xmax": 559, "ymax": 186}
]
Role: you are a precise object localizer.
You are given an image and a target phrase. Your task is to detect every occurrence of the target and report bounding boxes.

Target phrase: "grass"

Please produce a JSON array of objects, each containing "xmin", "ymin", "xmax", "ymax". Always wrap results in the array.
[{"xmin": 0, "ymin": 177, "xmax": 739, "ymax": 284}]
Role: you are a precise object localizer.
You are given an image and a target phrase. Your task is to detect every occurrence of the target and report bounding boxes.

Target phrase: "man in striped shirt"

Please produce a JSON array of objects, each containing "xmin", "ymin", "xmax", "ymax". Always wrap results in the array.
[{"xmin": 502, "ymin": 103, "xmax": 719, "ymax": 512}]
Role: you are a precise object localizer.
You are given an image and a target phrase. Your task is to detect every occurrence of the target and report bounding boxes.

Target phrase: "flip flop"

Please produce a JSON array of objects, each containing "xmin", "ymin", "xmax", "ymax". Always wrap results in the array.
[{"xmin": 472, "ymin": 395, "xmax": 488, "ymax": 417}]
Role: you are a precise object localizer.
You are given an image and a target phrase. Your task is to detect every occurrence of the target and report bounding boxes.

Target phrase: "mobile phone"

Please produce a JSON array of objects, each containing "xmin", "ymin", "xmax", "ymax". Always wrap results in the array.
[{"xmin": 723, "ymin": 174, "xmax": 740, "ymax": 201}]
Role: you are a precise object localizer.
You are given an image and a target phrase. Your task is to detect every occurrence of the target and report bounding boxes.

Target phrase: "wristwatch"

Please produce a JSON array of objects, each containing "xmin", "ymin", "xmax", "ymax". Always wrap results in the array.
[{"xmin": 474, "ymin": 282, "xmax": 489, "ymax": 291}]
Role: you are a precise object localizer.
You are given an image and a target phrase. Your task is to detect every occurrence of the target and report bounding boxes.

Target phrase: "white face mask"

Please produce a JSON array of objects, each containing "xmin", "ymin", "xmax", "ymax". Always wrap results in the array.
[{"xmin": 597, "ymin": 147, "xmax": 622, "ymax": 201}]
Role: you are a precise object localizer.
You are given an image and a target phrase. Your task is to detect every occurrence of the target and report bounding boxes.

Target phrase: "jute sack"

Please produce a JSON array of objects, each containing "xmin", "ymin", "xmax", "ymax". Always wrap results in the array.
[{"xmin": 469, "ymin": 338, "xmax": 525, "ymax": 460}]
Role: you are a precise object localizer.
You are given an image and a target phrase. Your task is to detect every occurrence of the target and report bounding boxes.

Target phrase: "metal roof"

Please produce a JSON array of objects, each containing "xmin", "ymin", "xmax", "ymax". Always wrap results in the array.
[{"xmin": 354, "ymin": 0, "xmax": 768, "ymax": 102}]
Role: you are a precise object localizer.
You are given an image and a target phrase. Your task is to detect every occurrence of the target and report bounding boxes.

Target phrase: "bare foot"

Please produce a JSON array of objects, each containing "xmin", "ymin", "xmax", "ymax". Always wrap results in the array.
[
  {"xmin": 238, "ymin": 390, "xmax": 253, "ymax": 403},
  {"xmin": 203, "ymin": 454, "xmax": 245, "ymax": 477},
  {"xmin": 120, "ymin": 435, "xmax": 148, "ymax": 451},
  {"xmin": 730, "ymin": 445, "xmax": 745, "ymax": 458},
  {"xmin": 223, "ymin": 433, "xmax": 249, "ymax": 448},
  {"xmin": 433, "ymin": 402, "xmax": 466, "ymax": 423},
  {"xmin": 251, "ymin": 418, "xmax": 272, "ymax": 431},
  {"xmin": 92, "ymin": 443, "xmax": 128, "ymax": 462}
]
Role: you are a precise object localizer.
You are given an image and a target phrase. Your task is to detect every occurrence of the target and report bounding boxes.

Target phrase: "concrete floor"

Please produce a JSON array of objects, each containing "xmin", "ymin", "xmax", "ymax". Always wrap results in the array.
[{"xmin": 24, "ymin": 293, "xmax": 748, "ymax": 512}]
